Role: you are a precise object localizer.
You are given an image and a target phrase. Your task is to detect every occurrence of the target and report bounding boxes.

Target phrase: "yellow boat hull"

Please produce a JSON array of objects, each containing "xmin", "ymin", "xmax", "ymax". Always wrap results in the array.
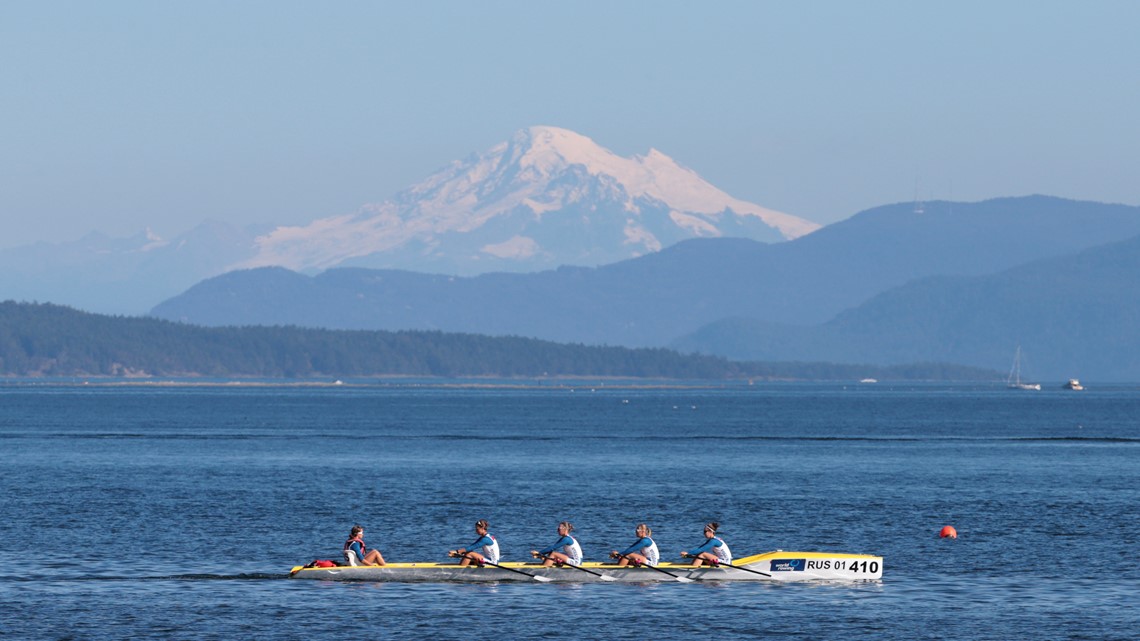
[{"xmin": 289, "ymin": 551, "xmax": 882, "ymax": 583}]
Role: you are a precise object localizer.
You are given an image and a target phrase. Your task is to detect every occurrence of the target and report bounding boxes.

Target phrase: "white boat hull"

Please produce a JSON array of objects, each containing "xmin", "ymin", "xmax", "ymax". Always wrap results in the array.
[{"xmin": 290, "ymin": 551, "xmax": 883, "ymax": 583}]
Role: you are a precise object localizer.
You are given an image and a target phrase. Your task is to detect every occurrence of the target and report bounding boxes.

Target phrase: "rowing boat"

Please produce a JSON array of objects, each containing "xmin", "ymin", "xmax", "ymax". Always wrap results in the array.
[{"xmin": 289, "ymin": 551, "xmax": 882, "ymax": 583}]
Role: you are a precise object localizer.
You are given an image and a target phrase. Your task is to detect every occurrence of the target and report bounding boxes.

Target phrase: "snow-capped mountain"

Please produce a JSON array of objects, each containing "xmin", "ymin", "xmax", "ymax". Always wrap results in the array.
[
  {"xmin": 0, "ymin": 126, "xmax": 815, "ymax": 313},
  {"xmin": 236, "ymin": 126, "xmax": 818, "ymax": 274}
]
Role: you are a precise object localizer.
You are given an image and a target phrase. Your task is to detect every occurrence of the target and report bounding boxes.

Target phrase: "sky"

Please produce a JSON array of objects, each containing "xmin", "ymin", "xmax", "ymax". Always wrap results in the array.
[{"xmin": 2, "ymin": 1, "xmax": 1138, "ymax": 249}]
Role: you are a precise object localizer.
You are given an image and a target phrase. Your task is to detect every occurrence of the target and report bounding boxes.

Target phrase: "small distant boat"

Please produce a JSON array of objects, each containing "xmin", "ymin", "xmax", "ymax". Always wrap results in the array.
[
  {"xmin": 1063, "ymin": 379, "xmax": 1084, "ymax": 391},
  {"xmin": 1007, "ymin": 347, "xmax": 1041, "ymax": 391},
  {"xmin": 859, "ymin": 378, "xmax": 878, "ymax": 384}
]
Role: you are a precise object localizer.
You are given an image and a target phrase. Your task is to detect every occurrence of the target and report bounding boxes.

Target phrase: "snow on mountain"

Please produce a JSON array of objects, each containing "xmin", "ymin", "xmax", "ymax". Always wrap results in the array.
[
  {"xmin": 236, "ymin": 126, "xmax": 818, "ymax": 274},
  {"xmin": 0, "ymin": 126, "xmax": 817, "ymax": 313}
]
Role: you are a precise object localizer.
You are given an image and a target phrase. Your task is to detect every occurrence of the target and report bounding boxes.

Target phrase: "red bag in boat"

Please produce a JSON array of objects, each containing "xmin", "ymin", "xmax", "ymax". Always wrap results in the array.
[{"xmin": 308, "ymin": 559, "xmax": 337, "ymax": 568}]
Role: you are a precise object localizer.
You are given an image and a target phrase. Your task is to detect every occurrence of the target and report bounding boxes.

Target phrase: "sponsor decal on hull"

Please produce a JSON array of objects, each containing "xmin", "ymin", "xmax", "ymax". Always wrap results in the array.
[{"xmin": 769, "ymin": 558, "xmax": 806, "ymax": 572}]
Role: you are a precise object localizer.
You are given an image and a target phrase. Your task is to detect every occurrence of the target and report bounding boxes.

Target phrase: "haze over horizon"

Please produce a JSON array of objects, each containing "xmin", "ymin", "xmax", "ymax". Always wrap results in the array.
[{"xmin": 3, "ymin": 1, "xmax": 1139, "ymax": 250}]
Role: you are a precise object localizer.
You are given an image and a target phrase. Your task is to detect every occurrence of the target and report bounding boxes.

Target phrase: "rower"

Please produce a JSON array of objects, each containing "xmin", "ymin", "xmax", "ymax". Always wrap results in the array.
[
  {"xmin": 610, "ymin": 523, "xmax": 660, "ymax": 567},
  {"xmin": 448, "ymin": 519, "xmax": 500, "ymax": 567},
  {"xmin": 531, "ymin": 521, "xmax": 583, "ymax": 567},
  {"xmin": 680, "ymin": 522, "xmax": 732, "ymax": 567}
]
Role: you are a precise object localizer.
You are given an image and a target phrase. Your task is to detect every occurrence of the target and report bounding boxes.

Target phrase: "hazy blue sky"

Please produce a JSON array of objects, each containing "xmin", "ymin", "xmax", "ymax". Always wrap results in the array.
[{"xmin": 2, "ymin": 1, "xmax": 1137, "ymax": 248}]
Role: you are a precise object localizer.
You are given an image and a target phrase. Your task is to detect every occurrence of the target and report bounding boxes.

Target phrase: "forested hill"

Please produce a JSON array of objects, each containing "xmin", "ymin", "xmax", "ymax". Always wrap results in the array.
[{"xmin": 0, "ymin": 301, "xmax": 993, "ymax": 380}]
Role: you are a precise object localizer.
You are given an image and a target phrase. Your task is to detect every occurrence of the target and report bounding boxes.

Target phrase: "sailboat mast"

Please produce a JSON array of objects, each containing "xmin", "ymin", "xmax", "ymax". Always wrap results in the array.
[{"xmin": 1008, "ymin": 346, "xmax": 1022, "ymax": 385}]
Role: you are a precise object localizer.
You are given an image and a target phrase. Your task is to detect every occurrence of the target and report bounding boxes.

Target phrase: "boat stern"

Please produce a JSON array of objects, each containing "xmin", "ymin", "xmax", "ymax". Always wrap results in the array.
[{"xmin": 738, "ymin": 551, "xmax": 883, "ymax": 581}]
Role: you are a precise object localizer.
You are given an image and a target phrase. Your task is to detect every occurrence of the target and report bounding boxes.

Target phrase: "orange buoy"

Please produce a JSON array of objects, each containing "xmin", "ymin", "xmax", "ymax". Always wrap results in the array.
[{"xmin": 939, "ymin": 525, "xmax": 958, "ymax": 539}]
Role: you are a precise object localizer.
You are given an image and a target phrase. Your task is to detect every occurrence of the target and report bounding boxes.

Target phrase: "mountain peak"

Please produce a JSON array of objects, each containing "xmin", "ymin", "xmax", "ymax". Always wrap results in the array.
[
  {"xmin": 236, "ymin": 126, "xmax": 820, "ymax": 274},
  {"xmin": 518, "ymin": 125, "xmax": 600, "ymax": 152},
  {"xmin": 513, "ymin": 126, "xmax": 615, "ymax": 171}
]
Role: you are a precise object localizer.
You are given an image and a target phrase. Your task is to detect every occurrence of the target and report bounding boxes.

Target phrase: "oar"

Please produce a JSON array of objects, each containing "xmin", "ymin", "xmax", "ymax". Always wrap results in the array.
[
  {"xmin": 681, "ymin": 553, "xmax": 772, "ymax": 578},
  {"xmin": 536, "ymin": 553, "xmax": 616, "ymax": 581},
  {"xmin": 719, "ymin": 562, "xmax": 771, "ymax": 577},
  {"xmin": 613, "ymin": 553, "xmax": 693, "ymax": 583},
  {"xmin": 450, "ymin": 549, "xmax": 553, "ymax": 582},
  {"xmin": 482, "ymin": 559, "xmax": 553, "ymax": 582}
]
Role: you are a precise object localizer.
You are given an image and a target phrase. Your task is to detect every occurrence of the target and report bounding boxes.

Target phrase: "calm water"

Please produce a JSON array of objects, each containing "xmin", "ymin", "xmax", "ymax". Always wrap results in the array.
[{"xmin": 1, "ymin": 381, "xmax": 1137, "ymax": 640}]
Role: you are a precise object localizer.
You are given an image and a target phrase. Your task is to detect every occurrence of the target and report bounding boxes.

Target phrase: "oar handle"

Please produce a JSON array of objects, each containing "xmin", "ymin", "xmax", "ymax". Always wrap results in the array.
[{"xmin": 612, "ymin": 552, "xmax": 641, "ymax": 565}]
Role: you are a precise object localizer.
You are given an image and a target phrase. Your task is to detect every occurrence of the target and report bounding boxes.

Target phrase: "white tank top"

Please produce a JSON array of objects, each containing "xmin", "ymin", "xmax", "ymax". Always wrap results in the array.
[
  {"xmin": 564, "ymin": 536, "xmax": 583, "ymax": 565},
  {"xmin": 644, "ymin": 539, "xmax": 660, "ymax": 566},
  {"xmin": 714, "ymin": 538, "xmax": 732, "ymax": 563},
  {"xmin": 483, "ymin": 535, "xmax": 501, "ymax": 564}
]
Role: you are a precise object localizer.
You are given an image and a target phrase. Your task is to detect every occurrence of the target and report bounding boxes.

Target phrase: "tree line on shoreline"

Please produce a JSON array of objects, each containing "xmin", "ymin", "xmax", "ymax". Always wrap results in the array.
[{"xmin": 0, "ymin": 301, "xmax": 996, "ymax": 380}]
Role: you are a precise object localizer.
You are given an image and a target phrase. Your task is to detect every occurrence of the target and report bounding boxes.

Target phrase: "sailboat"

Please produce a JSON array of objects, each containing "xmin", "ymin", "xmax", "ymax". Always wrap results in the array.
[{"xmin": 1007, "ymin": 347, "xmax": 1041, "ymax": 391}]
